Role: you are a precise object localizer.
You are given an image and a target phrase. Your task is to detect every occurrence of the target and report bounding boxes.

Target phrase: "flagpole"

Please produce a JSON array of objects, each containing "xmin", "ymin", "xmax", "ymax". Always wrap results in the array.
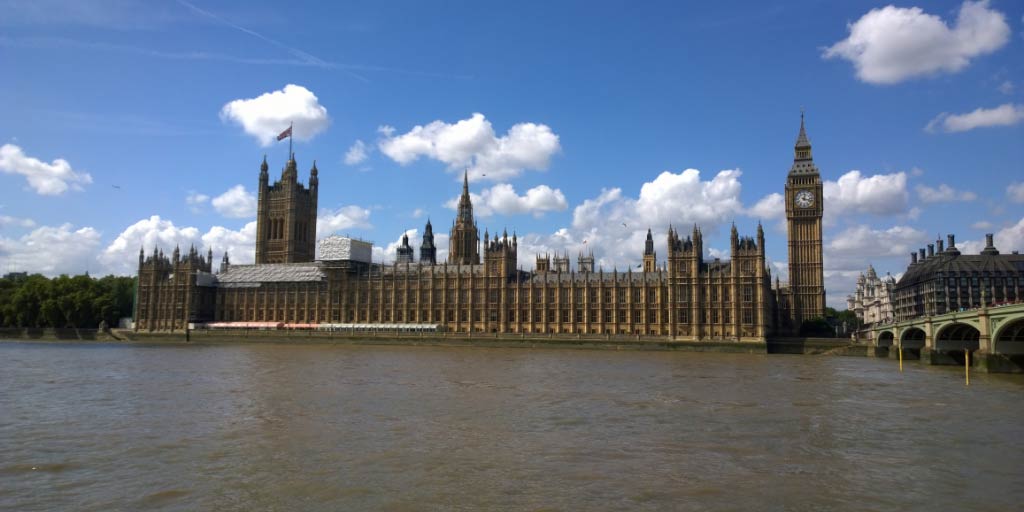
[{"xmin": 289, "ymin": 121, "xmax": 293, "ymax": 159}]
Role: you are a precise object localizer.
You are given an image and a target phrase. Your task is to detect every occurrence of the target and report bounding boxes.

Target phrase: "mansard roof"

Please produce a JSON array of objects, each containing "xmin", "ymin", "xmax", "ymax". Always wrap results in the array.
[{"xmin": 897, "ymin": 252, "xmax": 1024, "ymax": 289}]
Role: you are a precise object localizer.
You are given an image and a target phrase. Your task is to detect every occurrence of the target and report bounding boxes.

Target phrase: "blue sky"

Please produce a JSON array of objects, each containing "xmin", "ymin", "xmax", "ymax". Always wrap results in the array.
[{"xmin": 1, "ymin": 0, "xmax": 1022, "ymax": 307}]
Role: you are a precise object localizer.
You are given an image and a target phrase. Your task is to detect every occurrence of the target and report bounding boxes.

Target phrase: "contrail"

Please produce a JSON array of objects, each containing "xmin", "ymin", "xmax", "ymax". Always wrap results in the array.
[{"xmin": 173, "ymin": 0, "xmax": 369, "ymax": 82}]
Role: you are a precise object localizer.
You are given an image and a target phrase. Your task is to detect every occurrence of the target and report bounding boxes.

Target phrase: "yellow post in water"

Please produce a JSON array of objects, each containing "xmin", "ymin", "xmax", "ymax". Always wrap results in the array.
[
  {"xmin": 965, "ymin": 349, "xmax": 970, "ymax": 387},
  {"xmin": 898, "ymin": 342, "xmax": 903, "ymax": 373}
]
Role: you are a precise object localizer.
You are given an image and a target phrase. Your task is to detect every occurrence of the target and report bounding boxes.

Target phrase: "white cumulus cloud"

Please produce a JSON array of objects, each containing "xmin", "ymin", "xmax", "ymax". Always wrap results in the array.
[
  {"xmin": 1008, "ymin": 182, "xmax": 1024, "ymax": 203},
  {"xmin": 925, "ymin": 103, "xmax": 1024, "ymax": 133},
  {"xmin": 0, "ymin": 143, "xmax": 92, "ymax": 195},
  {"xmin": 0, "ymin": 223, "xmax": 101, "ymax": 275},
  {"xmin": 99, "ymin": 215, "xmax": 258, "ymax": 274},
  {"xmin": 747, "ymin": 192, "xmax": 785, "ymax": 220},
  {"xmin": 915, "ymin": 183, "xmax": 977, "ymax": 203},
  {"xmin": 202, "ymin": 221, "xmax": 257, "ymax": 265},
  {"xmin": 316, "ymin": 205, "xmax": 372, "ymax": 237},
  {"xmin": 823, "ymin": 0, "xmax": 1010, "ymax": 84},
  {"xmin": 344, "ymin": 139, "xmax": 369, "ymax": 165},
  {"xmin": 378, "ymin": 113, "xmax": 561, "ymax": 181},
  {"xmin": 823, "ymin": 170, "xmax": 909, "ymax": 221},
  {"xmin": 220, "ymin": 84, "xmax": 329, "ymax": 146},
  {"xmin": 185, "ymin": 190, "xmax": 210, "ymax": 213},
  {"xmin": 445, "ymin": 183, "xmax": 568, "ymax": 218},
  {"xmin": 211, "ymin": 185, "xmax": 257, "ymax": 218},
  {"xmin": 0, "ymin": 215, "xmax": 37, "ymax": 228}
]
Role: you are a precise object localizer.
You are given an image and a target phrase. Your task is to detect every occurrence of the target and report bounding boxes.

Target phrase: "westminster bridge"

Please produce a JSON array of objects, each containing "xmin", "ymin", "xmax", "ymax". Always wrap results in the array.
[{"xmin": 867, "ymin": 302, "xmax": 1024, "ymax": 373}]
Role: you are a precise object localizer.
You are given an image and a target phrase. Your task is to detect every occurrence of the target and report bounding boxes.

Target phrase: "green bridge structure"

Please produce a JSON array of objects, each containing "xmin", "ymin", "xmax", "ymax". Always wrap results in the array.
[{"xmin": 867, "ymin": 302, "xmax": 1024, "ymax": 373}]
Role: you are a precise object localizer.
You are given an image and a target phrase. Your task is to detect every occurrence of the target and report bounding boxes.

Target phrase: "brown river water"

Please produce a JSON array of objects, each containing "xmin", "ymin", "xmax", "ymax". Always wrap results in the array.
[{"xmin": 1, "ymin": 341, "xmax": 1022, "ymax": 511}]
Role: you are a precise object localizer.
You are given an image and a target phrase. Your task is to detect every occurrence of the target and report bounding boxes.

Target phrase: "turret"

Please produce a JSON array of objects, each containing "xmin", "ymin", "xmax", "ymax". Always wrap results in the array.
[
  {"xmin": 309, "ymin": 160, "xmax": 319, "ymax": 188},
  {"xmin": 643, "ymin": 228, "xmax": 656, "ymax": 272}
]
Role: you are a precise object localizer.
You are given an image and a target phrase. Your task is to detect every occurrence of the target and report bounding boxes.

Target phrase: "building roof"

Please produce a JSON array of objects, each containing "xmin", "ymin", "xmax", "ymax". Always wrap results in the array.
[
  {"xmin": 896, "ymin": 251, "xmax": 1024, "ymax": 289},
  {"xmin": 216, "ymin": 263, "xmax": 325, "ymax": 286}
]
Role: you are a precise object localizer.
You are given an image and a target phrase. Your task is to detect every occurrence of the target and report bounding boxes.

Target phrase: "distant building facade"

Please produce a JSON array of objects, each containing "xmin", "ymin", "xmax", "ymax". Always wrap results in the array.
[
  {"xmin": 134, "ymin": 117, "xmax": 828, "ymax": 338},
  {"xmin": 893, "ymin": 234, "xmax": 1024, "ymax": 321},
  {"xmin": 846, "ymin": 265, "xmax": 895, "ymax": 326}
]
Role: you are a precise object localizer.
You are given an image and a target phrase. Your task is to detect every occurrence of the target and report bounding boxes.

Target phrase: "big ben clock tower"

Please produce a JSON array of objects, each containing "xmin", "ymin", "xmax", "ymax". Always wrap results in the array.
[{"xmin": 784, "ymin": 112, "xmax": 825, "ymax": 325}]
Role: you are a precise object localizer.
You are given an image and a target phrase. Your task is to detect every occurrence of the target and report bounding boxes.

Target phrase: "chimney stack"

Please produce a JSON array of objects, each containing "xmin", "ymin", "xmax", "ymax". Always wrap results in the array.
[
  {"xmin": 985, "ymin": 233, "xmax": 994, "ymax": 247},
  {"xmin": 937, "ymin": 239, "xmax": 944, "ymax": 252},
  {"xmin": 911, "ymin": 252, "xmax": 918, "ymax": 264},
  {"xmin": 919, "ymin": 248, "xmax": 926, "ymax": 261},
  {"xmin": 947, "ymin": 234, "xmax": 955, "ymax": 248},
  {"xmin": 927, "ymin": 244, "xmax": 934, "ymax": 257}
]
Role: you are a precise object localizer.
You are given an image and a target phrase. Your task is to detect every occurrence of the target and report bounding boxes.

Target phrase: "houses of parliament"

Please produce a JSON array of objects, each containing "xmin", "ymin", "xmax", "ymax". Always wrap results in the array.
[{"xmin": 134, "ymin": 117, "xmax": 826, "ymax": 339}]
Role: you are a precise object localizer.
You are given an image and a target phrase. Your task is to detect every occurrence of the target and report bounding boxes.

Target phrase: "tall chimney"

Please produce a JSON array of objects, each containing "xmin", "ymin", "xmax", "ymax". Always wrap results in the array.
[
  {"xmin": 947, "ymin": 234, "xmax": 955, "ymax": 248},
  {"xmin": 927, "ymin": 244, "xmax": 934, "ymax": 257},
  {"xmin": 985, "ymin": 233, "xmax": 994, "ymax": 247},
  {"xmin": 919, "ymin": 248, "xmax": 926, "ymax": 261},
  {"xmin": 911, "ymin": 252, "xmax": 918, "ymax": 264},
  {"xmin": 937, "ymin": 239, "xmax": 944, "ymax": 252}
]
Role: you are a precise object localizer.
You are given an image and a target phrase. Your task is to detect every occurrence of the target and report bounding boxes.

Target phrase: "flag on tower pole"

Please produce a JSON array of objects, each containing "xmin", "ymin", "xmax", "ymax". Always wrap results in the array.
[
  {"xmin": 276, "ymin": 124, "xmax": 292, "ymax": 141},
  {"xmin": 277, "ymin": 122, "xmax": 293, "ymax": 159}
]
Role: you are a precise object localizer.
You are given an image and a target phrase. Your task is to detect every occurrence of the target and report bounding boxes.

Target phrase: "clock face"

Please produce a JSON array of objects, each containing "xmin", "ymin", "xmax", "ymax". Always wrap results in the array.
[{"xmin": 795, "ymin": 190, "xmax": 814, "ymax": 208}]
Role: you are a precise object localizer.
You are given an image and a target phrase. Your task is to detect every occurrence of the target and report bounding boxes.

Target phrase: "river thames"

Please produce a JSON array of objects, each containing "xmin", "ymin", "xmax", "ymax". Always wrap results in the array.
[{"xmin": 1, "ymin": 341, "xmax": 1021, "ymax": 511}]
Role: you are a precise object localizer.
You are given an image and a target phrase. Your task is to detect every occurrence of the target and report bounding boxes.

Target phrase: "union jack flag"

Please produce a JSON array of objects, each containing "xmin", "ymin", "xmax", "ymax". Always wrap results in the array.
[{"xmin": 276, "ymin": 125, "xmax": 292, "ymax": 141}]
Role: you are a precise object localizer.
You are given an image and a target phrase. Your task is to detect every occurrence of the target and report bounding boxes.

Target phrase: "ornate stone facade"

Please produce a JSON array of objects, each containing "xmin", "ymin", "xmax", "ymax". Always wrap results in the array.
[
  {"xmin": 846, "ymin": 265, "xmax": 895, "ymax": 326},
  {"xmin": 255, "ymin": 155, "xmax": 318, "ymax": 264},
  {"xmin": 783, "ymin": 113, "xmax": 826, "ymax": 326},
  {"xmin": 134, "ymin": 116, "xmax": 826, "ymax": 339}
]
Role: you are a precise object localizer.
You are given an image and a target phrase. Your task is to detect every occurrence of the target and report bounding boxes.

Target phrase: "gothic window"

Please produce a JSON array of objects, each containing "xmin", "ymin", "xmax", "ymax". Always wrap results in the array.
[{"xmin": 743, "ymin": 286, "xmax": 753, "ymax": 303}]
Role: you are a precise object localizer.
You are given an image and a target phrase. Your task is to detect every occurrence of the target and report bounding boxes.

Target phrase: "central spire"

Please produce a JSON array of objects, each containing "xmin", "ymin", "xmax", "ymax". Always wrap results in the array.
[
  {"xmin": 789, "ymin": 111, "xmax": 818, "ymax": 174},
  {"xmin": 457, "ymin": 169, "xmax": 474, "ymax": 223}
]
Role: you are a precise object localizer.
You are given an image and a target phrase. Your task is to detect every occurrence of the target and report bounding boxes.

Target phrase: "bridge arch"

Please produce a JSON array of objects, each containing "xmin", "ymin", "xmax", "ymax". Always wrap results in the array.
[
  {"xmin": 877, "ymin": 330, "xmax": 895, "ymax": 347},
  {"xmin": 993, "ymin": 317, "xmax": 1024, "ymax": 355},
  {"xmin": 934, "ymin": 322, "xmax": 980, "ymax": 352},
  {"xmin": 900, "ymin": 327, "xmax": 926, "ymax": 350}
]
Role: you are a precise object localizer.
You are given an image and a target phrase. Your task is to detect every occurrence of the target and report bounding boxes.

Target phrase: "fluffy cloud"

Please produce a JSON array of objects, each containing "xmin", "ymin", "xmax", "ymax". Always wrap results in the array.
[
  {"xmin": 0, "ymin": 215, "xmax": 36, "ymax": 228},
  {"xmin": 0, "ymin": 143, "xmax": 92, "ymax": 195},
  {"xmin": 747, "ymin": 192, "xmax": 784, "ymax": 220},
  {"xmin": 915, "ymin": 183, "xmax": 977, "ymax": 203},
  {"xmin": 185, "ymin": 191, "xmax": 210, "ymax": 213},
  {"xmin": 822, "ymin": 224, "xmax": 928, "ymax": 302},
  {"xmin": 99, "ymin": 215, "xmax": 202, "ymax": 274},
  {"xmin": 344, "ymin": 139, "xmax": 369, "ymax": 165},
  {"xmin": 0, "ymin": 223, "xmax": 101, "ymax": 275},
  {"xmin": 370, "ymin": 228, "xmax": 450, "ymax": 264},
  {"xmin": 202, "ymin": 222, "xmax": 256, "ymax": 265},
  {"xmin": 378, "ymin": 113, "xmax": 561, "ymax": 181},
  {"xmin": 1008, "ymin": 182, "xmax": 1024, "ymax": 203},
  {"xmin": 98, "ymin": 215, "xmax": 258, "ymax": 274},
  {"xmin": 211, "ymin": 185, "xmax": 257, "ymax": 218},
  {"xmin": 220, "ymin": 84, "xmax": 329, "ymax": 146},
  {"xmin": 823, "ymin": 1, "xmax": 1010, "ymax": 84},
  {"xmin": 445, "ymin": 183, "xmax": 568, "ymax": 218},
  {"xmin": 823, "ymin": 170, "xmax": 909, "ymax": 221},
  {"xmin": 316, "ymin": 205, "xmax": 372, "ymax": 237},
  {"xmin": 926, "ymin": 103, "xmax": 1024, "ymax": 133},
  {"xmin": 959, "ymin": 216, "xmax": 1024, "ymax": 255},
  {"xmin": 505, "ymin": 169, "xmax": 749, "ymax": 271}
]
